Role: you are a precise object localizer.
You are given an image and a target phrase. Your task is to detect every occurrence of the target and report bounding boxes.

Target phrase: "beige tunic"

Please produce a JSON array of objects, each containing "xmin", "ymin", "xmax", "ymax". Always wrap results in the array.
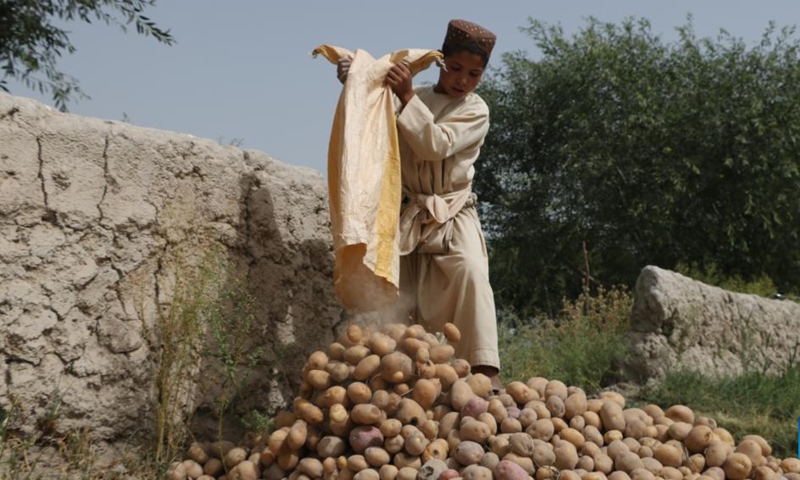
[{"xmin": 395, "ymin": 85, "xmax": 500, "ymax": 369}]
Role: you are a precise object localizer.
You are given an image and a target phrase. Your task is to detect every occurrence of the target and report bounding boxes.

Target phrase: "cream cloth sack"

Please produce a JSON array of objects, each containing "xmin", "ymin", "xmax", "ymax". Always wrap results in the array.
[{"xmin": 313, "ymin": 45, "xmax": 442, "ymax": 312}]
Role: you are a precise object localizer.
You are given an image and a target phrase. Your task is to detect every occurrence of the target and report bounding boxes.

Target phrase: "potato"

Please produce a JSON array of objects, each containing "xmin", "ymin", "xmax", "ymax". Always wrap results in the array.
[
  {"xmin": 554, "ymin": 440, "xmax": 579, "ymax": 470},
  {"xmin": 453, "ymin": 440, "xmax": 485, "ymax": 465},
  {"xmin": 355, "ymin": 469, "xmax": 381, "ymax": 480},
  {"xmin": 604, "ymin": 429, "xmax": 624, "ymax": 444},
  {"xmin": 287, "ymin": 420, "xmax": 308, "ymax": 450},
  {"xmin": 600, "ymin": 401, "xmax": 626, "ymax": 432},
  {"xmin": 544, "ymin": 380, "xmax": 568, "ymax": 400},
  {"xmin": 368, "ymin": 332, "xmax": 397, "ymax": 357},
  {"xmin": 317, "ymin": 435, "xmax": 347, "ymax": 458},
  {"xmin": 429, "ymin": 344, "xmax": 455, "ymax": 364},
  {"xmin": 599, "ymin": 391, "xmax": 625, "ymax": 408},
  {"xmin": 526, "ymin": 419, "xmax": 554, "ymax": 441},
  {"xmin": 518, "ymin": 407, "xmax": 539, "ymax": 427},
  {"xmin": 460, "ymin": 419, "xmax": 491, "ymax": 443},
  {"xmin": 615, "ymin": 451, "xmax": 644, "ymax": 473},
  {"xmin": 350, "ymin": 426, "xmax": 384, "ymax": 454},
  {"xmin": 400, "ymin": 338, "xmax": 427, "ymax": 358},
  {"xmin": 411, "ymin": 378, "xmax": 439, "ymax": 410},
  {"xmin": 580, "ymin": 440, "xmax": 600, "ymax": 458},
  {"xmin": 583, "ymin": 410, "xmax": 602, "ymax": 429},
  {"xmin": 181, "ymin": 459, "xmax": 203, "ymax": 479},
  {"xmin": 629, "ymin": 468, "xmax": 655, "ymax": 480},
  {"xmin": 353, "ymin": 355, "xmax": 381, "ymax": 381},
  {"xmin": 723, "ymin": 452, "xmax": 752, "ymax": 480},
  {"xmin": 380, "ymin": 352, "xmax": 415, "ymax": 383},
  {"xmin": 414, "ymin": 459, "xmax": 448, "ymax": 480},
  {"xmin": 664, "ymin": 405, "xmax": 694, "ymax": 424},
  {"xmin": 347, "ymin": 455, "xmax": 370, "ymax": 472},
  {"xmin": 393, "ymin": 452, "xmax": 422, "ymax": 470},
  {"xmin": 563, "ymin": 391, "xmax": 588, "ymax": 420},
  {"xmin": 532, "ymin": 439, "xmax": 556, "ymax": 467},
  {"xmin": 438, "ymin": 411, "xmax": 461, "ymax": 439},
  {"xmin": 608, "ymin": 472, "xmax": 632, "ymax": 480},
  {"xmin": 364, "ymin": 447, "xmax": 391, "ymax": 468},
  {"xmin": 204, "ymin": 458, "xmax": 224, "ymax": 477},
  {"xmin": 703, "ymin": 440, "xmax": 732, "ymax": 468},
  {"xmin": 209, "ymin": 440, "xmax": 235, "ymax": 459},
  {"xmin": 466, "ymin": 373, "xmax": 492, "ymax": 397},
  {"xmin": 439, "ymin": 469, "xmax": 460, "ymax": 480},
  {"xmin": 385, "ymin": 434, "xmax": 405, "ymax": 454},
  {"xmin": 298, "ymin": 458, "xmax": 324, "ymax": 478},
  {"xmin": 325, "ymin": 361, "xmax": 351, "ymax": 383},
  {"xmin": 735, "ymin": 439, "xmax": 765, "ymax": 466},
  {"xmin": 559, "ymin": 427, "xmax": 585, "ymax": 448},
  {"xmin": 583, "ymin": 473, "xmax": 606, "ymax": 480},
  {"xmin": 495, "ymin": 459, "xmax": 530, "ymax": 480},
  {"xmin": 379, "ymin": 465, "xmax": 398, "ymax": 480},
  {"xmin": 594, "ymin": 453, "xmax": 614, "ymax": 474},
  {"xmin": 462, "ymin": 397, "xmax": 489, "ymax": 419},
  {"xmin": 382, "ymin": 323, "xmax": 407, "ymax": 341},
  {"xmin": 224, "ymin": 447, "xmax": 248, "ymax": 469},
  {"xmin": 500, "ymin": 417, "xmax": 523, "ymax": 434},
  {"xmin": 231, "ymin": 460, "xmax": 259, "ymax": 480},
  {"xmin": 625, "ymin": 419, "xmax": 649, "ymax": 440},
  {"xmin": 508, "ymin": 432, "xmax": 534, "ymax": 456},
  {"xmin": 404, "ymin": 430, "xmax": 429, "ymax": 456},
  {"xmin": 753, "ymin": 466, "xmax": 778, "ymax": 480},
  {"xmin": 781, "ymin": 458, "xmax": 800, "ymax": 473},
  {"xmin": 422, "ymin": 438, "xmax": 449, "ymax": 462},
  {"xmin": 550, "ymin": 416, "xmax": 568, "ymax": 434},
  {"xmin": 684, "ymin": 453, "xmax": 705, "ymax": 473},
  {"xmin": 641, "ymin": 456, "xmax": 662, "ymax": 474},
  {"xmin": 448, "ymin": 379, "xmax": 475, "ymax": 411},
  {"xmin": 667, "ymin": 421, "xmax": 692, "ymax": 441},
  {"xmin": 345, "ymin": 345, "xmax": 372, "ymax": 366},
  {"xmin": 502, "ymin": 453, "xmax": 535, "ymax": 474},
  {"xmin": 506, "ymin": 382, "xmax": 536, "ymax": 405},
  {"xmin": 277, "ymin": 450, "xmax": 300, "ymax": 471},
  {"xmin": 684, "ymin": 425, "xmax": 715, "ymax": 454},
  {"xmin": 352, "ymin": 404, "xmax": 383, "ymax": 425},
  {"xmin": 445, "ymin": 429, "xmax": 462, "ymax": 452},
  {"xmin": 545, "ymin": 395, "xmax": 565, "ymax": 419},
  {"xmin": 653, "ymin": 444, "xmax": 682, "ymax": 468},
  {"xmin": 347, "ymin": 382, "xmax": 373, "ymax": 405},
  {"xmin": 558, "ymin": 470, "xmax": 583, "ymax": 480},
  {"xmin": 395, "ymin": 399, "xmax": 427, "ymax": 426},
  {"xmin": 741, "ymin": 435, "xmax": 772, "ymax": 457},
  {"xmin": 294, "ymin": 398, "xmax": 324, "ymax": 425},
  {"xmin": 419, "ymin": 419, "xmax": 439, "ymax": 440}
]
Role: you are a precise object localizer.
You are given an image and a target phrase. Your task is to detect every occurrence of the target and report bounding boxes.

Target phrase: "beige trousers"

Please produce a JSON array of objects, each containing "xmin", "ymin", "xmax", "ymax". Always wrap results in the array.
[{"xmin": 398, "ymin": 206, "xmax": 500, "ymax": 369}]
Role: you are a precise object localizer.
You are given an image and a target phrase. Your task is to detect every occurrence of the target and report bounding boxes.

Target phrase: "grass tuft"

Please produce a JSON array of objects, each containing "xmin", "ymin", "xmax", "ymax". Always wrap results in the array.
[{"xmin": 499, "ymin": 285, "xmax": 633, "ymax": 393}]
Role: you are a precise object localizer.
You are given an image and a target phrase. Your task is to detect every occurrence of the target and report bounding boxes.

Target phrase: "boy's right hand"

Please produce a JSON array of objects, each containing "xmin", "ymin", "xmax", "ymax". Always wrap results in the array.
[{"xmin": 337, "ymin": 58, "xmax": 351, "ymax": 84}]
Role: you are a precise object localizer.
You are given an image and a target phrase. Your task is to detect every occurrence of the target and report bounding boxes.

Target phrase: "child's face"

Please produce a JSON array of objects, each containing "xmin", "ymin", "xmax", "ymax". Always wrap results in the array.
[{"xmin": 436, "ymin": 50, "xmax": 486, "ymax": 98}]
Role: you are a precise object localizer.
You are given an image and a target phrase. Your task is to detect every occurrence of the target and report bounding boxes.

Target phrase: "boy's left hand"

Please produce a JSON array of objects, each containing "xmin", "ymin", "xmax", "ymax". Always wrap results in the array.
[{"xmin": 386, "ymin": 60, "xmax": 414, "ymax": 105}]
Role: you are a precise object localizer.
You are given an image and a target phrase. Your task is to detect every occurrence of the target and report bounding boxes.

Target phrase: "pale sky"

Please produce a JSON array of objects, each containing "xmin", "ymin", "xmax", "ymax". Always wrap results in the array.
[{"xmin": 6, "ymin": 1, "xmax": 799, "ymax": 174}]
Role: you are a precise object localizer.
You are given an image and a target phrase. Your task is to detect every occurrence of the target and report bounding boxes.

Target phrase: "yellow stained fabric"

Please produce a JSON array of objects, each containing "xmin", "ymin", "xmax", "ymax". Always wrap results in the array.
[{"xmin": 313, "ymin": 45, "xmax": 443, "ymax": 312}]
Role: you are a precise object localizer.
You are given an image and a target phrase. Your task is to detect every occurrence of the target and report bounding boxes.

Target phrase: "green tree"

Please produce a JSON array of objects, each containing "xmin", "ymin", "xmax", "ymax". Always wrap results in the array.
[
  {"xmin": 0, "ymin": 0, "xmax": 173, "ymax": 111},
  {"xmin": 476, "ymin": 17, "xmax": 800, "ymax": 317}
]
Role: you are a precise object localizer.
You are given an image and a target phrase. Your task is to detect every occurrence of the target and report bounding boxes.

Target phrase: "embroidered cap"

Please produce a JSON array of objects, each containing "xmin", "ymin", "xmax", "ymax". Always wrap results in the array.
[{"xmin": 443, "ymin": 19, "xmax": 497, "ymax": 57}]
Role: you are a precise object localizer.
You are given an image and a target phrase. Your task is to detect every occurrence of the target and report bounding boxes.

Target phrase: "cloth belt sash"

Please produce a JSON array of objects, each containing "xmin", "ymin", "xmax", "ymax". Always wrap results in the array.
[{"xmin": 399, "ymin": 189, "xmax": 475, "ymax": 255}]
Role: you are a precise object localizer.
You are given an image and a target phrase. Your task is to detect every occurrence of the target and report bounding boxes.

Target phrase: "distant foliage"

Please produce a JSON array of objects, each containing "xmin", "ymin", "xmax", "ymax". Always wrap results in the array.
[
  {"xmin": 0, "ymin": 0, "xmax": 173, "ymax": 110},
  {"xmin": 476, "ymin": 17, "xmax": 800, "ymax": 317}
]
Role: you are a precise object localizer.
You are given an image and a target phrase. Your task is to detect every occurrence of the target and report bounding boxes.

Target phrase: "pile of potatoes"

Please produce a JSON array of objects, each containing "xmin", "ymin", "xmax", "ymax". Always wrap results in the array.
[{"xmin": 166, "ymin": 322, "xmax": 800, "ymax": 480}]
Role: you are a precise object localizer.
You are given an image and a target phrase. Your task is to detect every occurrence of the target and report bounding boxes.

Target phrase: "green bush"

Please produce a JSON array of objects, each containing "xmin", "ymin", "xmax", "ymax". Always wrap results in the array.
[{"xmin": 499, "ymin": 285, "xmax": 632, "ymax": 393}]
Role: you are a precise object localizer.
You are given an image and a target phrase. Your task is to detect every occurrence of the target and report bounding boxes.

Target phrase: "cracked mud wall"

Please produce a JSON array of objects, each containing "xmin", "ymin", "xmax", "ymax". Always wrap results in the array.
[
  {"xmin": 0, "ymin": 92, "xmax": 343, "ymax": 442},
  {"xmin": 625, "ymin": 266, "xmax": 800, "ymax": 381}
]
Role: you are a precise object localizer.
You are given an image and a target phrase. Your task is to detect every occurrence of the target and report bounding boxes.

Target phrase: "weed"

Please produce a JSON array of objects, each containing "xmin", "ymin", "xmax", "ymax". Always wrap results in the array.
[
  {"xmin": 499, "ymin": 285, "xmax": 633, "ymax": 393},
  {"xmin": 638, "ymin": 359, "xmax": 800, "ymax": 458}
]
